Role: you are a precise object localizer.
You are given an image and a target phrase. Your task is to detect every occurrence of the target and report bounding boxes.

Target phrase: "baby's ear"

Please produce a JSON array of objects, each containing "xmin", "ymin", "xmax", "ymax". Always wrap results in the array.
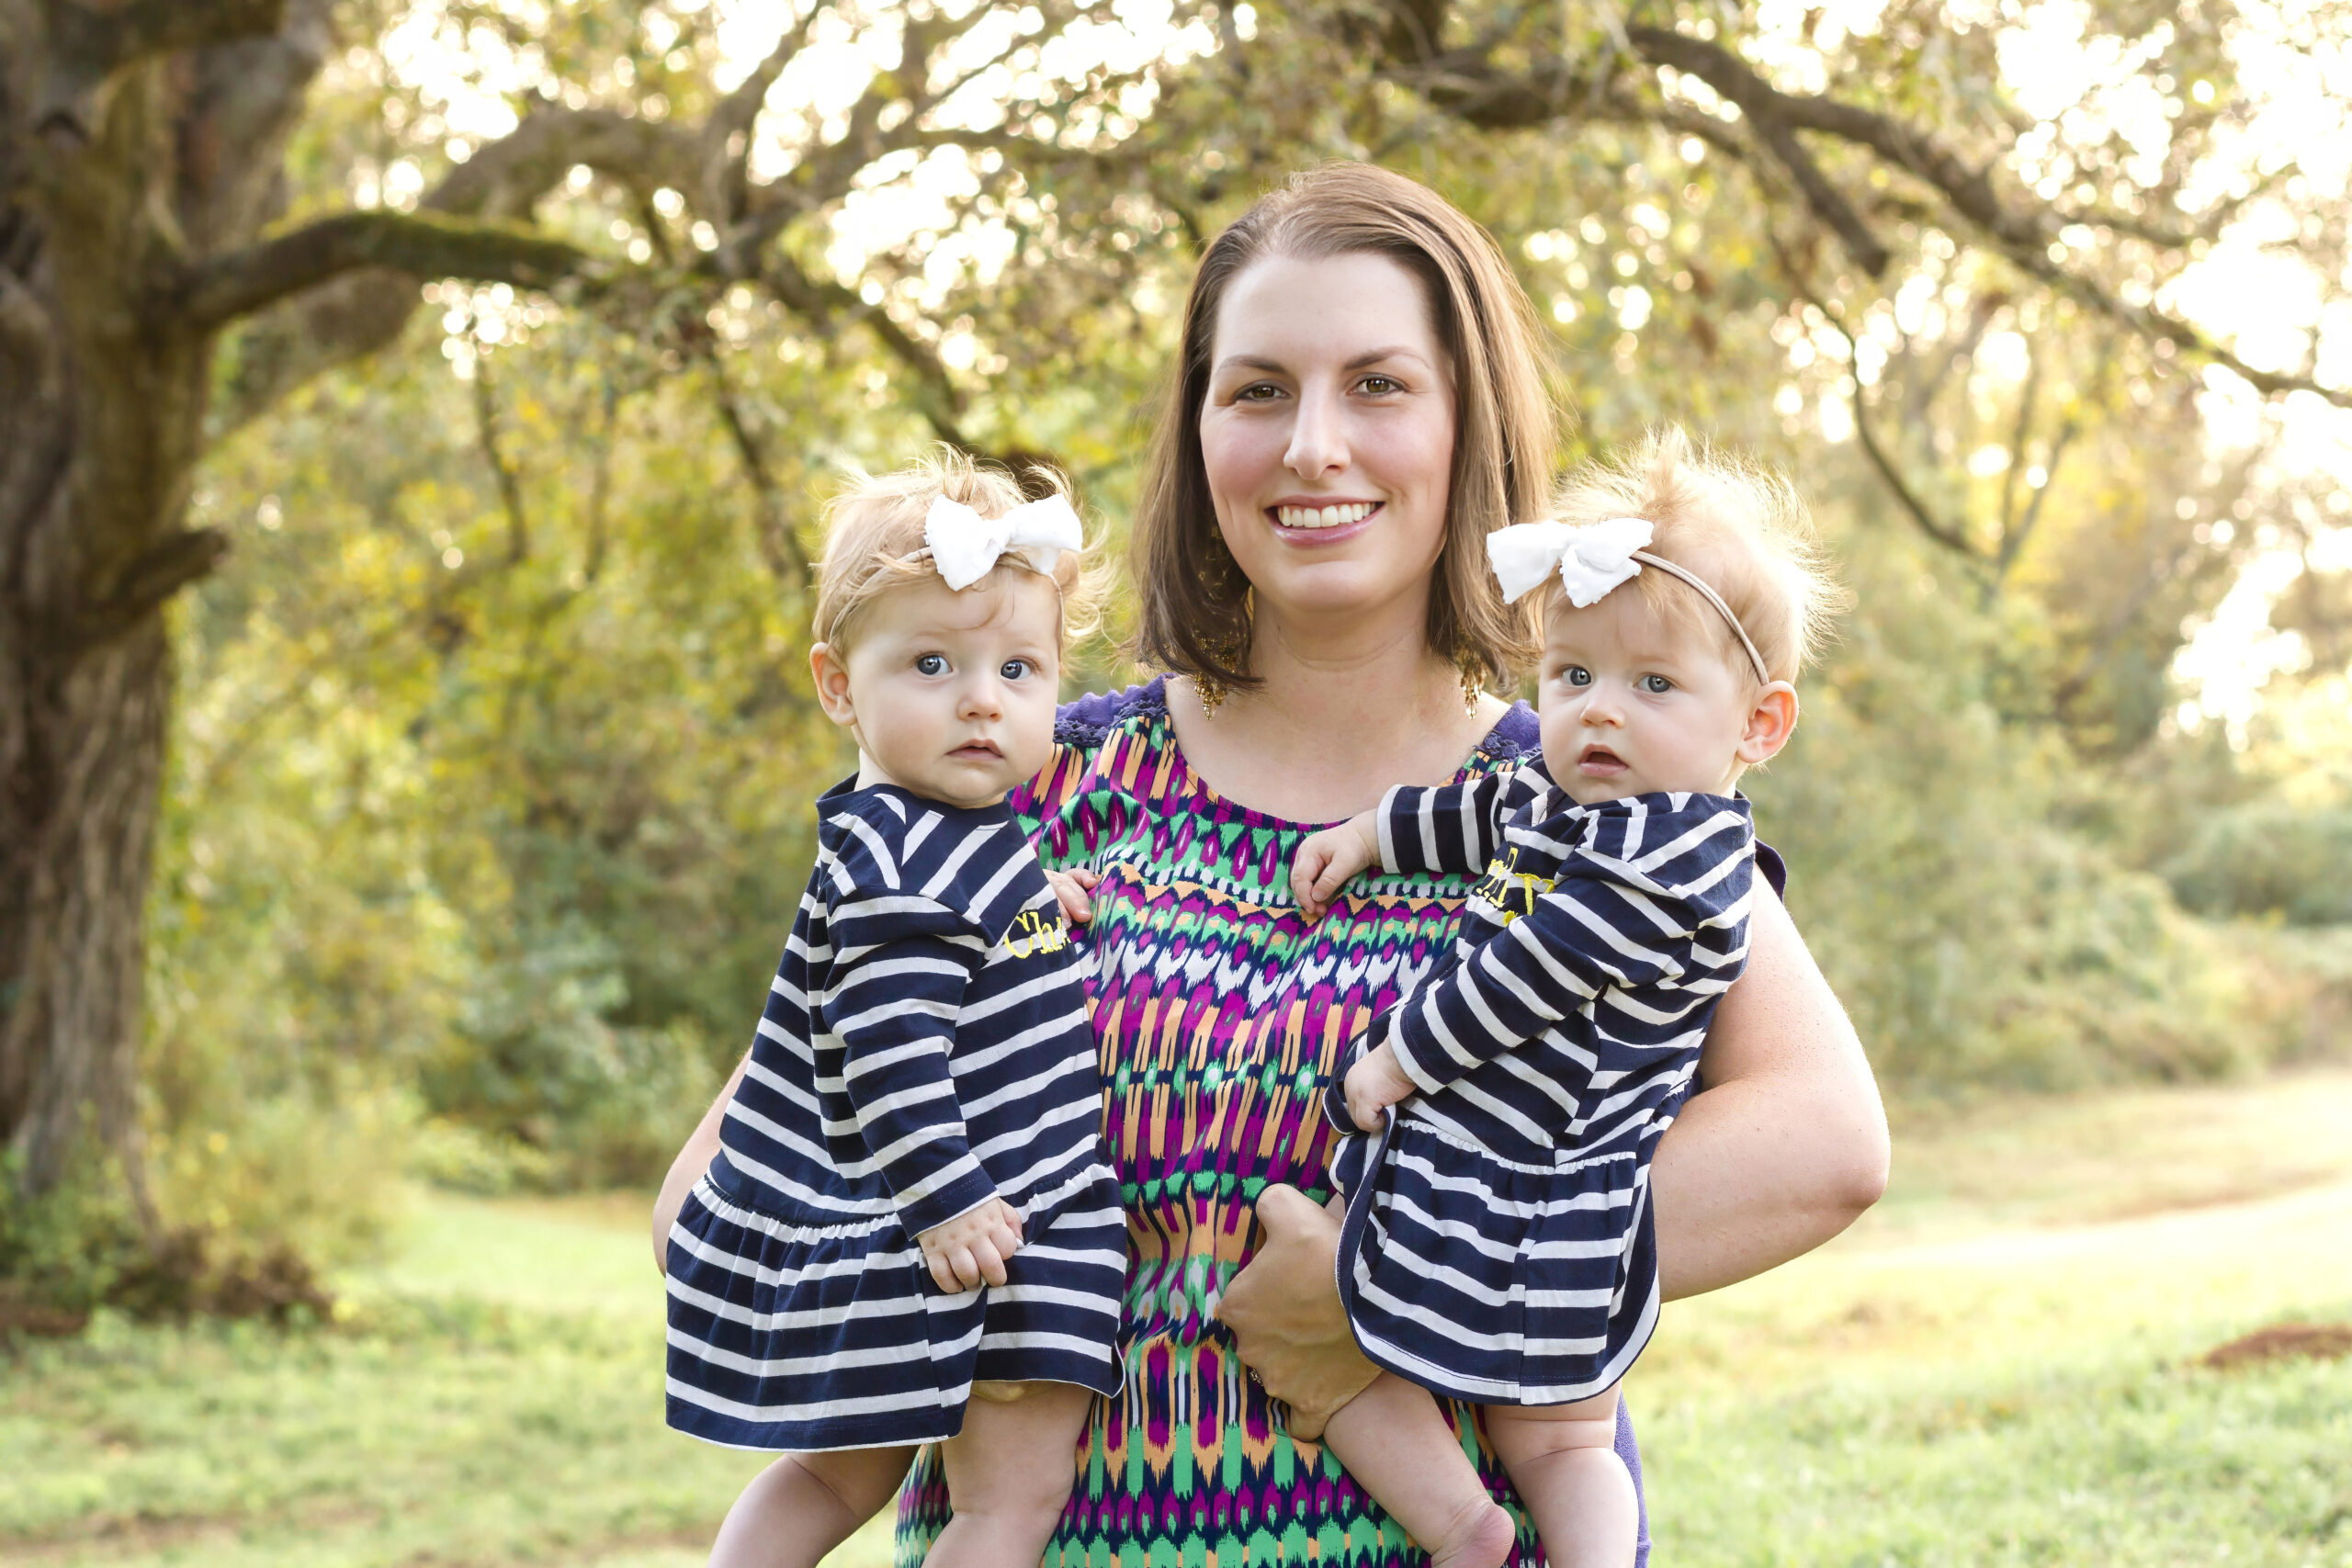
[
  {"xmin": 809, "ymin": 642, "xmax": 858, "ymax": 727},
  {"xmin": 1737, "ymin": 682, "xmax": 1800, "ymax": 766}
]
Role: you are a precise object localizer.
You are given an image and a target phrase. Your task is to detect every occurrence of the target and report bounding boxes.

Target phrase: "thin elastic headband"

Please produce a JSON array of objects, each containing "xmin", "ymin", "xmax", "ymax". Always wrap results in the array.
[{"xmin": 1631, "ymin": 551, "xmax": 1771, "ymax": 685}]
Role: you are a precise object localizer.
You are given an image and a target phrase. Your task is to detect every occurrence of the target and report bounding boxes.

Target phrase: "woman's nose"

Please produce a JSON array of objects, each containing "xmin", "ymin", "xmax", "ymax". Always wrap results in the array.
[{"xmin": 1283, "ymin": 382, "xmax": 1349, "ymax": 478}]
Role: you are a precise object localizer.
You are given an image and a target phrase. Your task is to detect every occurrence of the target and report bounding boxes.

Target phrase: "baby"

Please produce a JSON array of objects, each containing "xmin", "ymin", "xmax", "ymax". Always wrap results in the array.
[
  {"xmin": 1289, "ymin": 429, "xmax": 1838, "ymax": 1568},
  {"xmin": 662, "ymin": 453, "xmax": 1124, "ymax": 1568}
]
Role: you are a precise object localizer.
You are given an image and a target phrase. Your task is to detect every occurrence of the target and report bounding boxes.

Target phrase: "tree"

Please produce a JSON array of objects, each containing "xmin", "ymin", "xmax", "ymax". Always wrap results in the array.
[
  {"xmin": 6, "ymin": 0, "xmax": 2346, "ymax": 1231},
  {"xmin": 0, "ymin": 0, "xmax": 1170, "ymax": 1205}
]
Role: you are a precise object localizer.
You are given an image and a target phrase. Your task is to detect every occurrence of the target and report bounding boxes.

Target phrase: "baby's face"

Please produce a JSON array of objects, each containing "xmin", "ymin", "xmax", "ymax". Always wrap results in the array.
[
  {"xmin": 1536, "ymin": 587, "xmax": 1759, "ymax": 807},
  {"xmin": 827, "ymin": 570, "xmax": 1062, "ymax": 810}
]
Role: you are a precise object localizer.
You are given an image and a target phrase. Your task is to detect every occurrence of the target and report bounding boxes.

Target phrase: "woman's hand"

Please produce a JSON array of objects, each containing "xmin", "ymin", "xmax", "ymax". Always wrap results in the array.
[
  {"xmin": 651, "ymin": 1053, "xmax": 750, "ymax": 1275},
  {"xmin": 918, "ymin": 1197, "xmax": 1024, "ymax": 1293},
  {"xmin": 1214, "ymin": 1183, "xmax": 1377, "ymax": 1440},
  {"xmin": 1045, "ymin": 867, "xmax": 1101, "ymax": 925},
  {"xmin": 1652, "ymin": 883, "xmax": 1891, "ymax": 1299},
  {"xmin": 1290, "ymin": 814, "xmax": 1381, "ymax": 921}
]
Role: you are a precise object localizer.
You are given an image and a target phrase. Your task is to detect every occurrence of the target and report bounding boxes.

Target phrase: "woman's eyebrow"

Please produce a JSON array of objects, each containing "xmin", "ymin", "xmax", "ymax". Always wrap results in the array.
[{"xmin": 1212, "ymin": 346, "xmax": 1430, "ymax": 376}]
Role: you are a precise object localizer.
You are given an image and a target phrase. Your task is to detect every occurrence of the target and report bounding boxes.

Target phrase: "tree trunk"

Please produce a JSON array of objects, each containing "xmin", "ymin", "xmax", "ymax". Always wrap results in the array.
[{"xmin": 1, "ymin": 4, "xmax": 316, "ymax": 1202}]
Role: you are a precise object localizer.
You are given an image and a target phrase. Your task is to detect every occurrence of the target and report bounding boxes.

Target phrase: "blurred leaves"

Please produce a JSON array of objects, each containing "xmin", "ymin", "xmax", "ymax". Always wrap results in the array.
[{"xmin": 130, "ymin": 0, "xmax": 2352, "ymax": 1263}]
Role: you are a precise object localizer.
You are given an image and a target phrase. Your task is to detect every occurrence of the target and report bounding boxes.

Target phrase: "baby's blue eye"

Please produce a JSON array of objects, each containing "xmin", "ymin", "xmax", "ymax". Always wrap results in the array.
[
  {"xmin": 1564, "ymin": 666, "xmax": 1592, "ymax": 687},
  {"xmin": 1001, "ymin": 660, "xmax": 1030, "ymax": 681},
  {"xmin": 1641, "ymin": 674, "xmax": 1674, "ymax": 694},
  {"xmin": 916, "ymin": 653, "xmax": 946, "ymax": 676}
]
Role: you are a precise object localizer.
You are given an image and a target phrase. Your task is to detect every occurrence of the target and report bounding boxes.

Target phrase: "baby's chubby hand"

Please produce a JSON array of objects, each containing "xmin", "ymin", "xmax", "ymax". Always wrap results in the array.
[
  {"xmin": 917, "ymin": 1196, "xmax": 1023, "ymax": 1293},
  {"xmin": 1043, "ymin": 867, "xmax": 1101, "ymax": 925},
  {"xmin": 1342, "ymin": 1043, "xmax": 1419, "ymax": 1132},
  {"xmin": 1289, "ymin": 814, "xmax": 1381, "ymax": 922}
]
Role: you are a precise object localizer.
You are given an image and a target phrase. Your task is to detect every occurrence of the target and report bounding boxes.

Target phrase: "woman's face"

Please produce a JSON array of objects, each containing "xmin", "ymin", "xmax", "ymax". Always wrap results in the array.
[{"xmin": 1198, "ymin": 252, "xmax": 1458, "ymax": 635}]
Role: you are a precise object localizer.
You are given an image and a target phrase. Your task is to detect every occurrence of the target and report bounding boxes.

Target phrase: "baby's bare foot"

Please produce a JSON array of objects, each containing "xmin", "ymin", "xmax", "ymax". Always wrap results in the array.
[{"xmin": 1427, "ymin": 1497, "xmax": 1515, "ymax": 1568}]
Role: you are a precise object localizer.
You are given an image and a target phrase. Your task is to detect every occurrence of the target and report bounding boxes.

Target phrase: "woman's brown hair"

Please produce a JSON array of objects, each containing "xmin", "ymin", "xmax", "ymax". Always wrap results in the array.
[{"xmin": 1130, "ymin": 162, "xmax": 1559, "ymax": 692}]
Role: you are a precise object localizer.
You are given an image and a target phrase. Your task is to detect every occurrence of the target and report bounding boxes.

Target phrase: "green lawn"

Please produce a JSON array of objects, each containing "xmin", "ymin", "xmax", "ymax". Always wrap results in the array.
[{"xmin": 6, "ymin": 1071, "xmax": 2351, "ymax": 1566}]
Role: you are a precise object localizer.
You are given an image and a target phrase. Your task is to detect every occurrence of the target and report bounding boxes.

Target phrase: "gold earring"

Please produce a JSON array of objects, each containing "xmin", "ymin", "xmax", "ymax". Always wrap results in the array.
[
  {"xmin": 1194, "ymin": 587, "xmax": 1250, "ymax": 717},
  {"xmin": 1456, "ymin": 649, "xmax": 1486, "ymax": 715}
]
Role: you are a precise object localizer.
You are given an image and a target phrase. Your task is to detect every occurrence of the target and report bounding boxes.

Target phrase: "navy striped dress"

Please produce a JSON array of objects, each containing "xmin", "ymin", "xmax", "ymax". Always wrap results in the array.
[
  {"xmin": 1327, "ymin": 767, "xmax": 1754, "ymax": 1406},
  {"xmin": 665, "ymin": 779, "xmax": 1125, "ymax": 1451}
]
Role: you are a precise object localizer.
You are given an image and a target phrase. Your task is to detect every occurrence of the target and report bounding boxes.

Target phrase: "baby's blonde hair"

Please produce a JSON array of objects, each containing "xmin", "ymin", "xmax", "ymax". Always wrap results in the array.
[
  {"xmin": 811, "ymin": 447, "xmax": 1105, "ymax": 653},
  {"xmin": 1546, "ymin": 428, "xmax": 1842, "ymax": 684}
]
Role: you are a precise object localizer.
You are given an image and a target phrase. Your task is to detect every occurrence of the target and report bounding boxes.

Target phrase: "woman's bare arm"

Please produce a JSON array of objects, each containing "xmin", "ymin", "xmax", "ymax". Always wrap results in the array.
[
  {"xmin": 1651, "ymin": 882, "xmax": 1890, "ymax": 1299},
  {"xmin": 651, "ymin": 1053, "xmax": 750, "ymax": 1275}
]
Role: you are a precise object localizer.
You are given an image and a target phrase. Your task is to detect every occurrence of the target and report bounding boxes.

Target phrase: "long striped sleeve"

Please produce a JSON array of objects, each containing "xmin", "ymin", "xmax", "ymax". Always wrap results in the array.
[
  {"xmin": 820, "ymin": 891, "xmax": 998, "ymax": 1236},
  {"xmin": 1375, "ymin": 766, "xmax": 1545, "ymax": 876},
  {"xmin": 1382, "ymin": 795, "xmax": 1753, "ymax": 1097}
]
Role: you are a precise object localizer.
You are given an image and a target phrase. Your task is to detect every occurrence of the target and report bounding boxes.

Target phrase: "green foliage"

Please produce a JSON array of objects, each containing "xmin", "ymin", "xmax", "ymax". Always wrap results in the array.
[
  {"xmin": 0, "ymin": 1148, "xmax": 152, "ymax": 1321},
  {"xmin": 1751, "ymin": 482, "xmax": 2305, "ymax": 1092},
  {"xmin": 126, "ymin": 0, "xmax": 2352, "ymax": 1250},
  {"xmin": 2163, "ymin": 803, "xmax": 2352, "ymax": 926}
]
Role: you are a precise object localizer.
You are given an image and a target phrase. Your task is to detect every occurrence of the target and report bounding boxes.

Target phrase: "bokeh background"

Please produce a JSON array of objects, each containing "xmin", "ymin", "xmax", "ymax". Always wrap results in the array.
[{"xmin": 4, "ymin": 1, "xmax": 2350, "ymax": 1563}]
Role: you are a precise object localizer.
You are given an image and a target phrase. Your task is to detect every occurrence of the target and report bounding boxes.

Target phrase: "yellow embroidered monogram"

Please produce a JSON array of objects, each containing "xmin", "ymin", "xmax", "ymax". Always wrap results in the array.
[
  {"xmin": 1001, "ymin": 908, "xmax": 1072, "ymax": 959},
  {"xmin": 1471, "ymin": 849, "xmax": 1553, "ymax": 924}
]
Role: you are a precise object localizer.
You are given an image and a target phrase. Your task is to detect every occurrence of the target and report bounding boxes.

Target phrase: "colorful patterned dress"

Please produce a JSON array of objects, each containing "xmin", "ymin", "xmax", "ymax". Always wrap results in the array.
[{"xmin": 892, "ymin": 681, "xmax": 1649, "ymax": 1567}]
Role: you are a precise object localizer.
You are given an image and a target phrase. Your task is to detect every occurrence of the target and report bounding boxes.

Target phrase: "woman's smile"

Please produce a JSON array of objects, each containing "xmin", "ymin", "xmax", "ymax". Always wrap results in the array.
[{"xmin": 1269, "ymin": 498, "xmax": 1383, "ymax": 545}]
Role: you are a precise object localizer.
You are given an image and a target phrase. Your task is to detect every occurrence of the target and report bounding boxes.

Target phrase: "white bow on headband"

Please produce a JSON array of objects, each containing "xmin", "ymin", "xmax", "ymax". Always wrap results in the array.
[
  {"xmin": 1488, "ymin": 516, "xmax": 1656, "ymax": 608},
  {"xmin": 1486, "ymin": 515, "xmax": 1772, "ymax": 683},
  {"xmin": 922, "ymin": 494, "xmax": 1084, "ymax": 591}
]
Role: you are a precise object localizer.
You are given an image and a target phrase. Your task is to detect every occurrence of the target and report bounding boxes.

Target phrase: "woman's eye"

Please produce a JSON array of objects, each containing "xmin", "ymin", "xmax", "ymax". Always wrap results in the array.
[
  {"xmin": 1358, "ymin": 374, "xmax": 1403, "ymax": 395},
  {"xmin": 1641, "ymin": 674, "xmax": 1674, "ymax": 694},
  {"xmin": 1234, "ymin": 381, "xmax": 1284, "ymax": 402},
  {"xmin": 1001, "ymin": 659, "xmax": 1030, "ymax": 681},
  {"xmin": 1563, "ymin": 666, "xmax": 1592, "ymax": 687},
  {"xmin": 915, "ymin": 654, "xmax": 946, "ymax": 676}
]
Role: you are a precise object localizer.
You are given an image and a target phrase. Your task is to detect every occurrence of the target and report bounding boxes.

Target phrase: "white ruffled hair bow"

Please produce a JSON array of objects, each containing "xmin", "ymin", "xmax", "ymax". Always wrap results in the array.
[
  {"xmin": 1488, "ymin": 516, "xmax": 1655, "ymax": 608},
  {"xmin": 921, "ymin": 494, "xmax": 1084, "ymax": 591},
  {"xmin": 1486, "ymin": 515, "xmax": 1771, "ymax": 683}
]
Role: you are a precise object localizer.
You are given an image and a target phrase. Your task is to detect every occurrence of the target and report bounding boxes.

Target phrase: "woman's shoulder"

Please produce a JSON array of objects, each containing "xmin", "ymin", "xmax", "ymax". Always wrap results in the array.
[{"xmin": 1054, "ymin": 675, "xmax": 1172, "ymax": 751}]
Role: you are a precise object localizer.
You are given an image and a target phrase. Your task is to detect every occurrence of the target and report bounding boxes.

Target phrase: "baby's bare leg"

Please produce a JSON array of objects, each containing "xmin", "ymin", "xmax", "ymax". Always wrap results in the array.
[
  {"xmin": 1320, "ymin": 1373, "xmax": 1515, "ymax": 1568},
  {"xmin": 1485, "ymin": 1387, "xmax": 1634, "ymax": 1568},
  {"xmin": 707, "ymin": 1444, "xmax": 914, "ymax": 1568},
  {"xmin": 928, "ymin": 1381, "xmax": 1095, "ymax": 1567}
]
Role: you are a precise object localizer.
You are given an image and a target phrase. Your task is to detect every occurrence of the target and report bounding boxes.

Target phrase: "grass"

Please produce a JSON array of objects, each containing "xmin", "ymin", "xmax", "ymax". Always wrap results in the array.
[{"xmin": 5, "ymin": 1070, "xmax": 2351, "ymax": 1566}]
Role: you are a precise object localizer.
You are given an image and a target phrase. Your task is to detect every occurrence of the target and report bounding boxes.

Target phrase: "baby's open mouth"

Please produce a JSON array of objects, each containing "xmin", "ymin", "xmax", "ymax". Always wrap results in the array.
[{"xmin": 1577, "ymin": 746, "xmax": 1624, "ymax": 770}]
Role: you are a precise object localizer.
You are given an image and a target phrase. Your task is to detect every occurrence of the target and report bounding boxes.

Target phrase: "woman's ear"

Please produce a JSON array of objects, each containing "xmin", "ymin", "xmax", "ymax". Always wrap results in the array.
[
  {"xmin": 810, "ymin": 641, "xmax": 859, "ymax": 728},
  {"xmin": 1736, "ymin": 681, "xmax": 1799, "ymax": 767}
]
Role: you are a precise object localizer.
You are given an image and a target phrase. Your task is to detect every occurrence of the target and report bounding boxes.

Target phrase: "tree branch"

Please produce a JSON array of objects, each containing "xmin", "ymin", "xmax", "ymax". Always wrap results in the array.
[
  {"xmin": 76, "ymin": 527, "xmax": 231, "ymax": 646},
  {"xmin": 1620, "ymin": 27, "xmax": 1891, "ymax": 277},
  {"xmin": 184, "ymin": 209, "xmax": 609, "ymax": 331},
  {"xmin": 35, "ymin": 0, "xmax": 288, "ymax": 148},
  {"xmin": 1401, "ymin": 21, "xmax": 2352, "ymax": 411},
  {"xmin": 699, "ymin": 344, "xmax": 810, "ymax": 586},
  {"xmin": 469, "ymin": 345, "xmax": 529, "ymax": 568},
  {"xmin": 698, "ymin": 5, "xmax": 822, "ymax": 234},
  {"xmin": 1784, "ymin": 253, "xmax": 1981, "ymax": 564},
  {"xmin": 428, "ymin": 107, "xmax": 697, "ymax": 221},
  {"xmin": 759, "ymin": 250, "xmax": 971, "ymax": 446}
]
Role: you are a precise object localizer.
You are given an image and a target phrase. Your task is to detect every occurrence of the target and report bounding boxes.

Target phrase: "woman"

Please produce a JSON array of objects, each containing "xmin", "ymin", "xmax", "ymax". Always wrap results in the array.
[{"xmin": 657, "ymin": 164, "xmax": 1888, "ymax": 1565}]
